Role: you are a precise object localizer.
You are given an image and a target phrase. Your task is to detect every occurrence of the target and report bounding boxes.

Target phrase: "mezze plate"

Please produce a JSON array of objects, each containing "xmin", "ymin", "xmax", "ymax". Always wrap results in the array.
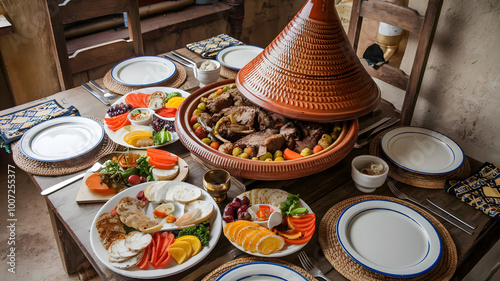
[
  {"xmin": 336, "ymin": 199, "xmax": 442, "ymax": 277},
  {"xmin": 216, "ymin": 45, "xmax": 263, "ymax": 70},
  {"xmin": 380, "ymin": 127, "xmax": 464, "ymax": 175},
  {"xmin": 20, "ymin": 116, "xmax": 103, "ymax": 162},
  {"xmin": 216, "ymin": 262, "xmax": 308, "ymax": 281},
  {"xmin": 90, "ymin": 182, "xmax": 222, "ymax": 279}
]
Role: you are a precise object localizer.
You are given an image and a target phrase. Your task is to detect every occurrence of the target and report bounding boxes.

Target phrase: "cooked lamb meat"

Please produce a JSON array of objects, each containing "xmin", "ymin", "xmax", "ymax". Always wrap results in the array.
[
  {"xmin": 217, "ymin": 122, "xmax": 255, "ymax": 142},
  {"xmin": 279, "ymin": 122, "xmax": 301, "ymax": 150},
  {"xmin": 207, "ymin": 92, "xmax": 233, "ymax": 114},
  {"xmin": 219, "ymin": 106, "xmax": 258, "ymax": 128},
  {"xmin": 293, "ymin": 121, "xmax": 332, "ymax": 153},
  {"xmin": 218, "ymin": 142, "xmax": 234, "ymax": 154},
  {"xmin": 234, "ymin": 129, "xmax": 284, "ymax": 157}
]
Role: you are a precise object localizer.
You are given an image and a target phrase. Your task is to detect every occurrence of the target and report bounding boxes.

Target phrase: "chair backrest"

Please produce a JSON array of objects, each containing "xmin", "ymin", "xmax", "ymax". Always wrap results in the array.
[
  {"xmin": 347, "ymin": 0, "xmax": 443, "ymax": 125},
  {"xmin": 47, "ymin": 0, "xmax": 144, "ymax": 90}
]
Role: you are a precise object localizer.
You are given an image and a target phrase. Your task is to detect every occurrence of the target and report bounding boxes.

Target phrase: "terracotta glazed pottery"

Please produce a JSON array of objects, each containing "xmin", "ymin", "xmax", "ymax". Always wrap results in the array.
[
  {"xmin": 175, "ymin": 81, "xmax": 359, "ymax": 180},
  {"xmin": 236, "ymin": 0, "xmax": 380, "ymax": 122}
]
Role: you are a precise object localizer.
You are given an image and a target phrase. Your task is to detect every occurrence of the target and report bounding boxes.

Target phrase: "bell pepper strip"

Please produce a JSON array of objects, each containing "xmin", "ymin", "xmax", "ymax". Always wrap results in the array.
[
  {"xmin": 149, "ymin": 158, "xmax": 176, "ymax": 170},
  {"xmin": 149, "ymin": 234, "xmax": 157, "ymax": 266},
  {"xmin": 156, "ymin": 107, "xmax": 177, "ymax": 118},
  {"xmin": 137, "ymin": 242, "xmax": 151, "ymax": 269},
  {"xmin": 155, "ymin": 232, "xmax": 175, "ymax": 268},
  {"xmin": 146, "ymin": 149, "xmax": 178, "ymax": 163},
  {"xmin": 283, "ymin": 148, "xmax": 303, "ymax": 160}
]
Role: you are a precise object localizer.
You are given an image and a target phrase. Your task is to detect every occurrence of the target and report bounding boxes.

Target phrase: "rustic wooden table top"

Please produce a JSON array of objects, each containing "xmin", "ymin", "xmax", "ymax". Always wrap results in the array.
[{"xmin": 2, "ymin": 47, "xmax": 498, "ymax": 281}]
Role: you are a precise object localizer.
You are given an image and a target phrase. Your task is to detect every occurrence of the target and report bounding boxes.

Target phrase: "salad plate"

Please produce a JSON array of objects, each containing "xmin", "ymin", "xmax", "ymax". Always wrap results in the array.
[
  {"xmin": 216, "ymin": 262, "xmax": 308, "ymax": 281},
  {"xmin": 222, "ymin": 189, "xmax": 314, "ymax": 257},
  {"xmin": 336, "ymin": 199, "xmax": 442, "ymax": 277},
  {"xmin": 20, "ymin": 116, "xmax": 103, "ymax": 162},
  {"xmin": 216, "ymin": 45, "xmax": 263, "ymax": 70},
  {"xmin": 111, "ymin": 56, "xmax": 177, "ymax": 86},
  {"xmin": 90, "ymin": 182, "xmax": 222, "ymax": 279},
  {"xmin": 104, "ymin": 87, "xmax": 190, "ymax": 149},
  {"xmin": 380, "ymin": 127, "xmax": 464, "ymax": 175}
]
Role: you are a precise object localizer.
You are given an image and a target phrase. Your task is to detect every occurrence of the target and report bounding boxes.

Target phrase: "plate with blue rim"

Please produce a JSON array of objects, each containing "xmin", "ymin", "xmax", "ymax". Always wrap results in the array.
[
  {"xmin": 111, "ymin": 56, "xmax": 177, "ymax": 86},
  {"xmin": 380, "ymin": 127, "xmax": 464, "ymax": 175},
  {"xmin": 336, "ymin": 199, "xmax": 442, "ymax": 278},
  {"xmin": 215, "ymin": 262, "xmax": 308, "ymax": 281},
  {"xmin": 216, "ymin": 45, "xmax": 263, "ymax": 70}
]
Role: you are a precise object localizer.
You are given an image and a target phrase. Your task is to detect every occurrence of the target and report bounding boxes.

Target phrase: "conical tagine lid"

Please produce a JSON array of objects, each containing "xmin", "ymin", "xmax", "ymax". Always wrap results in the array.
[{"xmin": 236, "ymin": 0, "xmax": 380, "ymax": 122}]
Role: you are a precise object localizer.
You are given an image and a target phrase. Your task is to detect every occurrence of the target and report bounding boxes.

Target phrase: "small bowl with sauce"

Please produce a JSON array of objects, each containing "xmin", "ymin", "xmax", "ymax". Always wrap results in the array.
[
  {"xmin": 128, "ymin": 108, "xmax": 154, "ymax": 126},
  {"xmin": 351, "ymin": 155, "xmax": 389, "ymax": 193},
  {"xmin": 247, "ymin": 204, "xmax": 282, "ymax": 229}
]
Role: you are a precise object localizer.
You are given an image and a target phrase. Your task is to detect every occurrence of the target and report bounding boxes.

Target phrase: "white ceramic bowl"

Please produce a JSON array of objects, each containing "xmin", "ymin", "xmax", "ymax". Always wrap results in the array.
[
  {"xmin": 247, "ymin": 204, "xmax": 281, "ymax": 229},
  {"xmin": 351, "ymin": 155, "xmax": 389, "ymax": 193},
  {"xmin": 128, "ymin": 108, "xmax": 154, "ymax": 126}
]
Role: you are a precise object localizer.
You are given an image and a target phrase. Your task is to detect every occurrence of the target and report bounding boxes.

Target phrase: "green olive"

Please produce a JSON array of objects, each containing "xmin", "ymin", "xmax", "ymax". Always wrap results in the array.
[
  {"xmin": 240, "ymin": 152, "xmax": 249, "ymax": 159},
  {"xmin": 265, "ymin": 158, "xmax": 273, "ymax": 162},
  {"xmin": 300, "ymin": 148, "xmax": 313, "ymax": 157},
  {"xmin": 232, "ymin": 147, "xmax": 242, "ymax": 157},
  {"xmin": 319, "ymin": 134, "xmax": 333, "ymax": 149},
  {"xmin": 259, "ymin": 152, "xmax": 273, "ymax": 161},
  {"xmin": 197, "ymin": 102, "xmax": 207, "ymax": 111},
  {"xmin": 230, "ymin": 84, "xmax": 237, "ymax": 89},
  {"xmin": 211, "ymin": 93, "xmax": 218, "ymax": 99},
  {"xmin": 192, "ymin": 123, "xmax": 200, "ymax": 130},
  {"xmin": 274, "ymin": 156, "xmax": 284, "ymax": 161},
  {"xmin": 193, "ymin": 109, "xmax": 203, "ymax": 116},
  {"xmin": 274, "ymin": 150, "xmax": 283, "ymax": 159},
  {"xmin": 200, "ymin": 97, "xmax": 208, "ymax": 103},
  {"xmin": 251, "ymin": 157, "xmax": 259, "ymax": 161},
  {"xmin": 201, "ymin": 138, "xmax": 211, "ymax": 145},
  {"xmin": 223, "ymin": 86, "xmax": 229, "ymax": 92}
]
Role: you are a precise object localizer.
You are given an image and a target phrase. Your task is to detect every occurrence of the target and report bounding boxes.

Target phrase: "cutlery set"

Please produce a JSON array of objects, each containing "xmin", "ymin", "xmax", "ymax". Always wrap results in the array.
[
  {"xmin": 387, "ymin": 180, "xmax": 476, "ymax": 235},
  {"xmin": 164, "ymin": 51, "xmax": 197, "ymax": 68},
  {"xmin": 355, "ymin": 116, "xmax": 400, "ymax": 148},
  {"xmin": 81, "ymin": 80, "xmax": 117, "ymax": 105}
]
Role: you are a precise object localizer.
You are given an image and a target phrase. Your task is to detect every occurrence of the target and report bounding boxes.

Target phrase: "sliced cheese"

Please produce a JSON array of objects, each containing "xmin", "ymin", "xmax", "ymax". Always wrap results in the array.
[
  {"xmin": 184, "ymin": 200, "xmax": 214, "ymax": 225},
  {"xmin": 152, "ymin": 165, "xmax": 179, "ymax": 181},
  {"xmin": 172, "ymin": 185, "xmax": 202, "ymax": 204}
]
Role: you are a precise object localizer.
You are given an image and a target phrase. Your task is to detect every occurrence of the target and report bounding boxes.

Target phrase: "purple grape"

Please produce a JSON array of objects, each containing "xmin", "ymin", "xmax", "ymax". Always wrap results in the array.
[
  {"xmin": 152, "ymin": 116, "xmax": 175, "ymax": 133},
  {"xmin": 223, "ymin": 215, "xmax": 234, "ymax": 223},
  {"xmin": 241, "ymin": 196, "xmax": 249, "ymax": 206},
  {"xmin": 238, "ymin": 205, "xmax": 248, "ymax": 213},
  {"xmin": 224, "ymin": 205, "xmax": 234, "ymax": 216},
  {"xmin": 107, "ymin": 103, "xmax": 131, "ymax": 117},
  {"xmin": 237, "ymin": 211, "xmax": 251, "ymax": 221},
  {"xmin": 231, "ymin": 201, "xmax": 241, "ymax": 210},
  {"xmin": 233, "ymin": 197, "xmax": 241, "ymax": 203}
]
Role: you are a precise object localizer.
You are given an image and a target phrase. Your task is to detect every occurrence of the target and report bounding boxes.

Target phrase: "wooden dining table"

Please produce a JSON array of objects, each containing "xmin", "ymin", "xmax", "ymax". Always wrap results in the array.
[{"xmin": 2, "ymin": 47, "xmax": 499, "ymax": 281}]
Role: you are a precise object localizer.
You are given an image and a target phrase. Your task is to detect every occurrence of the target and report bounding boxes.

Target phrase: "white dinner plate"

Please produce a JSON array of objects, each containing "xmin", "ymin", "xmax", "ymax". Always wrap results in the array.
[
  {"xmin": 20, "ymin": 116, "xmax": 103, "ymax": 162},
  {"xmin": 380, "ymin": 127, "xmax": 464, "ymax": 175},
  {"xmin": 104, "ymin": 87, "xmax": 190, "ymax": 149},
  {"xmin": 222, "ymin": 191, "xmax": 314, "ymax": 257},
  {"xmin": 111, "ymin": 56, "xmax": 177, "ymax": 86},
  {"xmin": 216, "ymin": 262, "xmax": 308, "ymax": 281},
  {"xmin": 216, "ymin": 45, "xmax": 263, "ymax": 70},
  {"xmin": 336, "ymin": 199, "xmax": 442, "ymax": 277},
  {"xmin": 90, "ymin": 181, "xmax": 222, "ymax": 279}
]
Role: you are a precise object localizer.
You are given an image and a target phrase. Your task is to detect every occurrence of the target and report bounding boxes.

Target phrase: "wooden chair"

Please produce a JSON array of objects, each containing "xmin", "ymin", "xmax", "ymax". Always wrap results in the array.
[
  {"xmin": 347, "ymin": 0, "xmax": 443, "ymax": 125},
  {"xmin": 47, "ymin": 0, "xmax": 144, "ymax": 90}
]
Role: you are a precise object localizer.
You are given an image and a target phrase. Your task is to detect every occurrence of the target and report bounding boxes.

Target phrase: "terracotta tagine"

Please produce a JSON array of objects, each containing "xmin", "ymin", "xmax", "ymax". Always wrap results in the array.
[{"xmin": 236, "ymin": 0, "xmax": 380, "ymax": 122}]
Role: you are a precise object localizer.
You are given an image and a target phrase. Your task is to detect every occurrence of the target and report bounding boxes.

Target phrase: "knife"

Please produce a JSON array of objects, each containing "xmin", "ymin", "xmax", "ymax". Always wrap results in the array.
[
  {"xmin": 164, "ymin": 54, "xmax": 193, "ymax": 68},
  {"xmin": 171, "ymin": 50, "xmax": 198, "ymax": 65},
  {"xmin": 81, "ymin": 83, "xmax": 110, "ymax": 105},
  {"xmin": 358, "ymin": 116, "xmax": 391, "ymax": 136},
  {"xmin": 427, "ymin": 198, "xmax": 477, "ymax": 229},
  {"xmin": 41, "ymin": 163, "xmax": 101, "ymax": 196},
  {"xmin": 89, "ymin": 80, "xmax": 116, "ymax": 99}
]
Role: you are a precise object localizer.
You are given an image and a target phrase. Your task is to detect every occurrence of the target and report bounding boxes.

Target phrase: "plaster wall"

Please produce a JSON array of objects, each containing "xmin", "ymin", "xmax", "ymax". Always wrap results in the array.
[{"xmin": 377, "ymin": 0, "xmax": 500, "ymax": 165}]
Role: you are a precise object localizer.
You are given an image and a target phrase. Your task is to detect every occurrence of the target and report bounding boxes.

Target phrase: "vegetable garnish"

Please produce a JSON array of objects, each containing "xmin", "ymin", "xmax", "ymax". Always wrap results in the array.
[
  {"xmin": 280, "ymin": 193, "xmax": 307, "ymax": 216},
  {"xmin": 177, "ymin": 220, "xmax": 211, "ymax": 246},
  {"xmin": 163, "ymin": 92, "xmax": 182, "ymax": 103},
  {"xmin": 153, "ymin": 127, "xmax": 172, "ymax": 145}
]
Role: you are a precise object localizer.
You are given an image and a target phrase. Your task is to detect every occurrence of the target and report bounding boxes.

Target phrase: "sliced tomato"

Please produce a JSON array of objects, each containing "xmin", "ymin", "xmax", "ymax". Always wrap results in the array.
[
  {"xmin": 156, "ymin": 107, "xmax": 177, "ymax": 118},
  {"xmin": 288, "ymin": 213, "xmax": 316, "ymax": 229},
  {"xmin": 282, "ymin": 227, "xmax": 314, "ymax": 245},
  {"xmin": 149, "ymin": 158, "xmax": 176, "ymax": 170}
]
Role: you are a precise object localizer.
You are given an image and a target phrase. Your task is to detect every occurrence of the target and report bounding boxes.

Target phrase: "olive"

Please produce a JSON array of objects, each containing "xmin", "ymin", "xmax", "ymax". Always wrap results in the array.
[
  {"xmin": 201, "ymin": 138, "xmax": 211, "ymax": 145},
  {"xmin": 240, "ymin": 152, "xmax": 249, "ymax": 159},
  {"xmin": 274, "ymin": 150, "xmax": 283, "ymax": 159},
  {"xmin": 223, "ymin": 86, "xmax": 229, "ymax": 92},
  {"xmin": 232, "ymin": 147, "xmax": 242, "ymax": 157},
  {"xmin": 197, "ymin": 102, "xmax": 207, "ymax": 111},
  {"xmin": 192, "ymin": 123, "xmax": 200, "ymax": 130},
  {"xmin": 300, "ymin": 148, "xmax": 313, "ymax": 157},
  {"xmin": 274, "ymin": 156, "xmax": 285, "ymax": 161},
  {"xmin": 259, "ymin": 152, "xmax": 273, "ymax": 161}
]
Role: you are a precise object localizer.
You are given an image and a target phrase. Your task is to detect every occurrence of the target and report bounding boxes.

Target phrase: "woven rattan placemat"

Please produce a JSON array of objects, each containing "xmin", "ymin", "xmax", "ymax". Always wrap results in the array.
[
  {"xmin": 201, "ymin": 257, "xmax": 318, "ymax": 281},
  {"xmin": 220, "ymin": 65, "xmax": 238, "ymax": 79},
  {"xmin": 103, "ymin": 61, "xmax": 187, "ymax": 95},
  {"xmin": 11, "ymin": 118, "xmax": 117, "ymax": 176},
  {"xmin": 319, "ymin": 195, "xmax": 457, "ymax": 281},
  {"xmin": 369, "ymin": 128, "xmax": 471, "ymax": 189}
]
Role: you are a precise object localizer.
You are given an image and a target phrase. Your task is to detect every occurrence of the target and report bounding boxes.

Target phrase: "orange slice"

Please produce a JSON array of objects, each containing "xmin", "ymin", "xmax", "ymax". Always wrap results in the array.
[
  {"xmin": 236, "ymin": 226, "xmax": 259, "ymax": 246},
  {"xmin": 248, "ymin": 229, "xmax": 274, "ymax": 253},
  {"xmin": 256, "ymin": 234, "xmax": 285, "ymax": 255}
]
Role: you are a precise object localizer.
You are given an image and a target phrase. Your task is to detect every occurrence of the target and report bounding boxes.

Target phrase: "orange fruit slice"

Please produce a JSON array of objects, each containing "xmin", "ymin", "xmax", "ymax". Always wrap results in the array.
[
  {"xmin": 236, "ymin": 225, "xmax": 259, "ymax": 246},
  {"xmin": 225, "ymin": 221, "xmax": 258, "ymax": 242},
  {"xmin": 256, "ymin": 234, "xmax": 285, "ymax": 255},
  {"xmin": 167, "ymin": 247, "xmax": 188, "ymax": 264},
  {"xmin": 248, "ymin": 229, "xmax": 274, "ymax": 253},
  {"xmin": 176, "ymin": 235, "xmax": 202, "ymax": 256}
]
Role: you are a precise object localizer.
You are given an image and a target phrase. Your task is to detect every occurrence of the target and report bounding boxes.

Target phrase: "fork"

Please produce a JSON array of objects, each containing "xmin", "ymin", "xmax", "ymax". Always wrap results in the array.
[
  {"xmin": 298, "ymin": 251, "xmax": 331, "ymax": 281},
  {"xmin": 387, "ymin": 180, "xmax": 474, "ymax": 235},
  {"xmin": 89, "ymin": 80, "xmax": 117, "ymax": 99}
]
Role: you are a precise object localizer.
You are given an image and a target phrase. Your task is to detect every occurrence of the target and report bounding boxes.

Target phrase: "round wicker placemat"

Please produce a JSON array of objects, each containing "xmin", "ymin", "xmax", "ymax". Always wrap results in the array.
[
  {"xmin": 369, "ymin": 128, "xmax": 471, "ymax": 189},
  {"xmin": 220, "ymin": 65, "xmax": 238, "ymax": 79},
  {"xmin": 202, "ymin": 257, "xmax": 318, "ymax": 281},
  {"xmin": 319, "ymin": 195, "xmax": 457, "ymax": 281},
  {"xmin": 103, "ymin": 61, "xmax": 187, "ymax": 95},
  {"xmin": 11, "ymin": 118, "xmax": 118, "ymax": 176}
]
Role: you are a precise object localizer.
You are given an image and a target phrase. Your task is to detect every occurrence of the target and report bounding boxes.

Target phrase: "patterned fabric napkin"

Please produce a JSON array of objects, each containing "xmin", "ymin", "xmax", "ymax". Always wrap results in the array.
[
  {"xmin": 186, "ymin": 34, "xmax": 243, "ymax": 58},
  {"xmin": 445, "ymin": 163, "xmax": 500, "ymax": 221},
  {"xmin": 0, "ymin": 100, "xmax": 79, "ymax": 145}
]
